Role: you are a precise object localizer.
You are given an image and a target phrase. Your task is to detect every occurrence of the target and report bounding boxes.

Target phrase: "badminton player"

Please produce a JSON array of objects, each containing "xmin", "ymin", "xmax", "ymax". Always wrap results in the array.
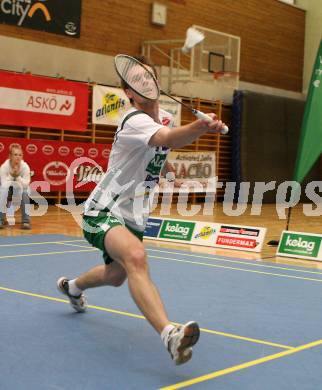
[{"xmin": 57, "ymin": 56, "xmax": 226, "ymax": 365}]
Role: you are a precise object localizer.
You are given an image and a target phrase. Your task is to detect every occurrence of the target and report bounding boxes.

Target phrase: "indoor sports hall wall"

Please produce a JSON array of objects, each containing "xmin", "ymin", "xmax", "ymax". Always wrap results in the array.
[
  {"xmin": 231, "ymin": 90, "xmax": 320, "ymax": 203},
  {"xmin": 0, "ymin": 0, "xmax": 305, "ymax": 92}
]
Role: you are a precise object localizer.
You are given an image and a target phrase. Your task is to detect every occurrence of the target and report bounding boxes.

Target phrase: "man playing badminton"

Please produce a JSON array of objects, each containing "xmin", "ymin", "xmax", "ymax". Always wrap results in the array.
[{"xmin": 57, "ymin": 55, "xmax": 226, "ymax": 365}]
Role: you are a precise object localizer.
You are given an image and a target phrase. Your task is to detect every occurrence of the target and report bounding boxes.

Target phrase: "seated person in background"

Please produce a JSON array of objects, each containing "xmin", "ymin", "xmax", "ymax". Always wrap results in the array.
[{"xmin": 0, "ymin": 144, "xmax": 31, "ymax": 229}]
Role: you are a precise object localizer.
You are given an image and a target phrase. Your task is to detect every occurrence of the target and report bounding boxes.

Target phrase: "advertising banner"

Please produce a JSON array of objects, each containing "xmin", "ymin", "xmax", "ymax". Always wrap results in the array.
[
  {"xmin": 0, "ymin": 137, "xmax": 111, "ymax": 192},
  {"xmin": 159, "ymin": 219, "xmax": 196, "ymax": 242},
  {"xmin": 215, "ymin": 224, "xmax": 266, "ymax": 252},
  {"xmin": 0, "ymin": 0, "xmax": 82, "ymax": 37},
  {"xmin": 277, "ymin": 231, "xmax": 322, "ymax": 261},
  {"xmin": 144, "ymin": 217, "xmax": 266, "ymax": 252},
  {"xmin": 92, "ymin": 86, "xmax": 131, "ymax": 126},
  {"xmin": 158, "ymin": 95, "xmax": 182, "ymax": 127},
  {"xmin": 92, "ymin": 86, "xmax": 182, "ymax": 127},
  {"xmin": 160, "ymin": 151, "xmax": 216, "ymax": 193},
  {"xmin": 0, "ymin": 71, "xmax": 88, "ymax": 130},
  {"xmin": 190, "ymin": 222, "xmax": 219, "ymax": 246}
]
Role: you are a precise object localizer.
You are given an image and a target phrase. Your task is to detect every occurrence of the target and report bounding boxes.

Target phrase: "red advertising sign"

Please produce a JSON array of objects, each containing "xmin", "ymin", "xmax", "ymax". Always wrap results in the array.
[
  {"xmin": 0, "ymin": 137, "xmax": 111, "ymax": 192},
  {"xmin": 216, "ymin": 235, "xmax": 258, "ymax": 249},
  {"xmin": 0, "ymin": 71, "xmax": 89, "ymax": 131}
]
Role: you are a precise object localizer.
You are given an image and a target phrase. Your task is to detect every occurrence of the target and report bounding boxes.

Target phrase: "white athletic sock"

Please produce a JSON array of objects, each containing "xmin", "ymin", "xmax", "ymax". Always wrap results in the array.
[
  {"xmin": 161, "ymin": 324, "xmax": 175, "ymax": 348},
  {"xmin": 68, "ymin": 279, "xmax": 83, "ymax": 296}
]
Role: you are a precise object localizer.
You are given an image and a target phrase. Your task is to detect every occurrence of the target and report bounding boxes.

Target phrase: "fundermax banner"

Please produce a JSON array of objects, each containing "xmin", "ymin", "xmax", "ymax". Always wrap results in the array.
[
  {"xmin": 0, "ymin": 71, "xmax": 88, "ymax": 130},
  {"xmin": 0, "ymin": 0, "xmax": 82, "ymax": 37}
]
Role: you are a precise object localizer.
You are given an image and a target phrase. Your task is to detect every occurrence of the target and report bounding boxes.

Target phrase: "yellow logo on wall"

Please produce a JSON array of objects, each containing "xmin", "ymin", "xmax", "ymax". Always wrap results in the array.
[
  {"xmin": 95, "ymin": 93, "xmax": 126, "ymax": 120},
  {"xmin": 194, "ymin": 226, "xmax": 216, "ymax": 240}
]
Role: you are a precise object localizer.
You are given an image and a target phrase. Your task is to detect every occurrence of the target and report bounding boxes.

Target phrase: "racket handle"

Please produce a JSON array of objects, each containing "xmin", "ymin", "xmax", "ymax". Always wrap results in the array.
[{"xmin": 193, "ymin": 110, "xmax": 229, "ymax": 134}]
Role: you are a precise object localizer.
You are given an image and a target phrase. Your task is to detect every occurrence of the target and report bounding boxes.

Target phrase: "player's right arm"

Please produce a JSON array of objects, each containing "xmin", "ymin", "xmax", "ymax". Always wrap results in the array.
[{"xmin": 149, "ymin": 114, "xmax": 225, "ymax": 148}]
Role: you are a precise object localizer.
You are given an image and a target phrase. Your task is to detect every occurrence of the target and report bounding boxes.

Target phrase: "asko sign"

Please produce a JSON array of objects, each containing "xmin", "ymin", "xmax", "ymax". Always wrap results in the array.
[{"xmin": 0, "ymin": 71, "xmax": 88, "ymax": 131}]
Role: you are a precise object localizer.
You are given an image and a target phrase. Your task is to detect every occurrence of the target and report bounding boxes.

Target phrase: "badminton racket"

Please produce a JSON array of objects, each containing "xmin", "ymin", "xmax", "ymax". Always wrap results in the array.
[{"xmin": 114, "ymin": 54, "xmax": 229, "ymax": 134}]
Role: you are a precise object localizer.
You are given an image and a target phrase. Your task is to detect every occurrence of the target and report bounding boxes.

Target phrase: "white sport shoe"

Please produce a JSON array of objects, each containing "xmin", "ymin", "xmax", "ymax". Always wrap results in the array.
[
  {"xmin": 57, "ymin": 277, "xmax": 87, "ymax": 313},
  {"xmin": 167, "ymin": 321, "xmax": 200, "ymax": 365}
]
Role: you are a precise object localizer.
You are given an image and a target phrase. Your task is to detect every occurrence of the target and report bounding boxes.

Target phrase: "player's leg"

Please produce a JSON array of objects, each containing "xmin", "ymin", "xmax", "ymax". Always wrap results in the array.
[
  {"xmin": 57, "ymin": 261, "xmax": 126, "ymax": 312},
  {"xmin": 104, "ymin": 224, "xmax": 169, "ymax": 334},
  {"xmin": 104, "ymin": 225, "xmax": 200, "ymax": 364},
  {"xmin": 74, "ymin": 261, "xmax": 127, "ymax": 289}
]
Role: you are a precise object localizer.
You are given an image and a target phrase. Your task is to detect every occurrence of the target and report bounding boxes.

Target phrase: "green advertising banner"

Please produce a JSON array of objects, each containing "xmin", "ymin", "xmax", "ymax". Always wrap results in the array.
[
  {"xmin": 159, "ymin": 219, "xmax": 195, "ymax": 241},
  {"xmin": 277, "ymin": 231, "xmax": 322, "ymax": 260},
  {"xmin": 293, "ymin": 39, "xmax": 322, "ymax": 183}
]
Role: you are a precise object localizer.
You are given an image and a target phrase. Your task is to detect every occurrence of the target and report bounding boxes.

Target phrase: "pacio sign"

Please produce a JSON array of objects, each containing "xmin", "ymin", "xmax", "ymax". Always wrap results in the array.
[{"xmin": 0, "ymin": 137, "xmax": 111, "ymax": 192}]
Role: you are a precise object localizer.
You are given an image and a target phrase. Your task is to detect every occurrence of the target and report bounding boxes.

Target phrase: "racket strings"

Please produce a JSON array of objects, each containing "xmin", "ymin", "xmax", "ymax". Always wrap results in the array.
[{"xmin": 115, "ymin": 55, "xmax": 159, "ymax": 100}]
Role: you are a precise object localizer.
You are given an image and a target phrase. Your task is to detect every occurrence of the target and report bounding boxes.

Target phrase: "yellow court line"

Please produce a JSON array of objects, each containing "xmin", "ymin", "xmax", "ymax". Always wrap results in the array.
[
  {"xmin": 0, "ymin": 248, "xmax": 96, "ymax": 260},
  {"xmin": 198, "ymin": 327, "xmax": 292, "ymax": 350},
  {"xmin": 159, "ymin": 339, "xmax": 322, "ymax": 389},
  {"xmin": 0, "ymin": 286, "xmax": 292, "ymax": 349},
  {"xmin": 149, "ymin": 255, "xmax": 322, "ymax": 283},
  {"xmin": 148, "ymin": 248, "xmax": 322, "ymax": 276},
  {"xmin": 0, "ymin": 239, "xmax": 85, "ymax": 248}
]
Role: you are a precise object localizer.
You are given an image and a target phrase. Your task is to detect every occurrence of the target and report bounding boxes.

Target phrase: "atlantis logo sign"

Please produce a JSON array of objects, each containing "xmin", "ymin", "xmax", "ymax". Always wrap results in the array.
[
  {"xmin": 95, "ymin": 93, "xmax": 127, "ymax": 121},
  {"xmin": 0, "ymin": 0, "xmax": 82, "ymax": 38}
]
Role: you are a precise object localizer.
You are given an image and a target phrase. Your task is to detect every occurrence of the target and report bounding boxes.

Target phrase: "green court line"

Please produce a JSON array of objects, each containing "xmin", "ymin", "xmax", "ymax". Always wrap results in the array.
[
  {"xmin": 159, "ymin": 338, "xmax": 322, "ymax": 389},
  {"xmin": 0, "ymin": 286, "xmax": 293, "ymax": 350}
]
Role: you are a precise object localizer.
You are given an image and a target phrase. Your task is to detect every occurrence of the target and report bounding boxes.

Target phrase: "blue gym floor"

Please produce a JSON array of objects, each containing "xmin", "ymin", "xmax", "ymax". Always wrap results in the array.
[{"xmin": 1, "ymin": 234, "xmax": 322, "ymax": 389}]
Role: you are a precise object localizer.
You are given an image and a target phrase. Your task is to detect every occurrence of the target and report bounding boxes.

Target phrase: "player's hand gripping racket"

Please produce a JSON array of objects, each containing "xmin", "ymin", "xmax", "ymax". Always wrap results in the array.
[{"xmin": 114, "ymin": 54, "xmax": 229, "ymax": 135}]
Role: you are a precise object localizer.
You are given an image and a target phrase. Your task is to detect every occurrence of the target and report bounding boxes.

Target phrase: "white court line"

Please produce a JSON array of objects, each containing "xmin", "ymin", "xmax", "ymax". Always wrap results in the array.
[
  {"xmin": 1, "ymin": 238, "xmax": 320, "ymax": 277},
  {"xmin": 55, "ymin": 241, "xmax": 322, "ymax": 277},
  {"xmin": 0, "ymin": 248, "xmax": 96, "ymax": 260},
  {"xmin": 147, "ymin": 247, "xmax": 322, "ymax": 276},
  {"xmin": 1, "ymin": 239, "xmax": 322, "ymax": 282},
  {"xmin": 0, "ymin": 239, "xmax": 85, "ymax": 248},
  {"xmin": 149, "ymin": 255, "xmax": 322, "ymax": 283}
]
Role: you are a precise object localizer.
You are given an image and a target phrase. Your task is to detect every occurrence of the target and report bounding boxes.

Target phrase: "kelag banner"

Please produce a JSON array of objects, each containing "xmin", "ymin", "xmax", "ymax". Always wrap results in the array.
[
  {"xmin": 0, "ymin": 0, "xmax": 82, "ymax": 37},
  {"xmin": 0, "ymin": 71, "xmax": 88, "ymax": 131},
  {"xmin": 0, "ymin": 137, "xmax": 111, "ymax": 192}
]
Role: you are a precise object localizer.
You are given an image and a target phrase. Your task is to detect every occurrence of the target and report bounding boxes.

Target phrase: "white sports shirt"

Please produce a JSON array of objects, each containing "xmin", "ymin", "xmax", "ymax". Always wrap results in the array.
[
  {"xmin": 0, "ymin": 159, "xmax": 31, "ymax": 188},
  {"xmin": 84, "ymin": 107, "xmax": 174, "ymax": 231}
]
